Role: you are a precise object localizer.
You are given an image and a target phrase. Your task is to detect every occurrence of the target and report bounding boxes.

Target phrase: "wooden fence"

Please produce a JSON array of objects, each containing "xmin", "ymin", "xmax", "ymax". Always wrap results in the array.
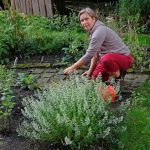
[{"xmin": 10, "ymin": 0, "xmax": 53, "ymax": 17}]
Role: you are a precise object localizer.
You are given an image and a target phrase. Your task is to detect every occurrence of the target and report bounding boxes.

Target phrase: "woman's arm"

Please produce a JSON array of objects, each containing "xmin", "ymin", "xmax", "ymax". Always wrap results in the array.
[
  {"xmin": 64, "ymin": 58, "xmax": 85, "ymax": 74},
  {"xmin": 82, "ymin": 54, "xmax": 99, "ymax": 78}
]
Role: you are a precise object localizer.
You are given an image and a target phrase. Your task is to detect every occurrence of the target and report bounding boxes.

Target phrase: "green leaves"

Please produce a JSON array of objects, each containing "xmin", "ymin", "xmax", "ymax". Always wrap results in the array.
[
  {"xmin": 0, "ymin": 65, "xmax": 14, "ymax": 120},
  {"xmin": 0, "ymin": 65, "xmax": 14, "ymax": 93},
  {"xmin": 0, "ymin": 90, "xmax": 14, "ymax": 117},
  {"xmin": 0, "ymin": 10, "xmax": 84, "ymax": 63},
  {"xmin": 16, "ymin": 73, "xmax": 39, "ymax": 91},
  {"xmin": 62, "ymin": 35, "xmax": 87, "ymax": 62}
]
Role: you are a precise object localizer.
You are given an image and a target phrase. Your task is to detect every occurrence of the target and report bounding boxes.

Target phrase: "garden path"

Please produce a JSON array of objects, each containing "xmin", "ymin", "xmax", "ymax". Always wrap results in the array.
[{"xmin": 15, "ymin": 63, "xmax": 150, "ymax": 94}]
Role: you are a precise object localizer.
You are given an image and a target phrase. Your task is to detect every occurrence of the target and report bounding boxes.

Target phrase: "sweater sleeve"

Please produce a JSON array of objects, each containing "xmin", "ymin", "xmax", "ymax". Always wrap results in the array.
[{"xmin": 81, "ymin": 27, "xmax": 107, "ymax": 63}]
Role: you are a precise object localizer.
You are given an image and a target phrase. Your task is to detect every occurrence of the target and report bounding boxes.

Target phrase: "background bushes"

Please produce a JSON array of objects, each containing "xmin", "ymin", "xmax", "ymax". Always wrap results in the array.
[
  {"xmin": 0, "ymin": 10, "xmax": 84, "ymax": 63},
  {"xmin": 0, "ymin": 2, "xmax": 149, "ymax": 70},
  {"xmin": 117, "ymin": 0, "xmax": 150, "ymax": 33}
]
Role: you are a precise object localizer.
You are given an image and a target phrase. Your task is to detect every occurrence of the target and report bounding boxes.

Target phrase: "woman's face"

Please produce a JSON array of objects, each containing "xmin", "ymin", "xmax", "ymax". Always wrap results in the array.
[{"xmin": 80, "ymin": 12, "xmax": 96, "ymax": 31}]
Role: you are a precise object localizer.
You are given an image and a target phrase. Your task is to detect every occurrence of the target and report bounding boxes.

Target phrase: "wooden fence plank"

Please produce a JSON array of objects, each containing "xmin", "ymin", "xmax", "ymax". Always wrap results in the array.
[
  {"xmin": 20, "ymin": 0, "xmax": 26, "ymax": 14},
  {"xmin": 10, "ymin": 0, "xmax": 54, "ymax": 17},
  {"xmin": 14, "ymin": 0, "xmax": 18, "ymax": 11},
  {"xmin": 10, "ymin": 0, "xmax": 16, "ymax": 9},
  {"xmin": 45, "ymin": 0, "xmax": 53, "ymax": 17},
  {"xmin": 20, "ymin": 0, "xmax": 23, "ymax": 12},
  {"xmin": 26, "ymin": 0, "xmax": 33, "ymax": 14},
  {"xmin": 17, "ymin": 0, "xmax": 21, "ymax": 11},
  {"xmin": 32, "ymin": 0, "xmax": 40, "ymax": 15},
  {"xmin": 38, "ymin": 0, "xmax": 46, "ymax": 16}
]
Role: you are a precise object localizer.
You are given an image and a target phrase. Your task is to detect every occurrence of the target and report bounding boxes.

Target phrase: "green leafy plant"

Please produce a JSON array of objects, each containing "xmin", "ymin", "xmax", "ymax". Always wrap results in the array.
[
  {"xmin": 0, "ymin": 90, "xmax": 14, "ymax": 132},
  {"xmin": 16, "ymin": 73, "xmax": 39, "ymax": 91},
  {"xmin": 0, "ymin": 65, "xmax": 14, "ymax": 93},
  {"xmin": 0, "ymin": 90, "xmax": 14, "ymax": 117},
  {"xmin": 0, "ymin": 65, "xmax": 14, "ymax": 130},
  {"xmin": 17, "ymin": 75, "xmax": 127, "ymax": 149},
  {"xmin": 124, "ymin": 27, "xmax": 150, "ymax": 71},
  {"xmin": 116, "ymin": 0, "xmax": 150, "ymax": 33},
  {"xmin": 0, "ymin": 10, "xmax": 84, "ymax": 63},
  {"xmin": 62, "ymin": 35, "xmax": 87, "ymax": 62}
]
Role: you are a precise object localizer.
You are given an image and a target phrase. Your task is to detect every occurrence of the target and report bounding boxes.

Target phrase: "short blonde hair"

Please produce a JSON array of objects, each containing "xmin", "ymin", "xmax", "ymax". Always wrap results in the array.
[{"xmin": 78, "ymin": 8, "xmax": 97, "ymax": 21}]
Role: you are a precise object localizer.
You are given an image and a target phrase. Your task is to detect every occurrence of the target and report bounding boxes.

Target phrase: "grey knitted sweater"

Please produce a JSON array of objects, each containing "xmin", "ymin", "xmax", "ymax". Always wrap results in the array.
[{"xmin": 81, "ymin": 20, "xmax": 131, "ymax": 63}]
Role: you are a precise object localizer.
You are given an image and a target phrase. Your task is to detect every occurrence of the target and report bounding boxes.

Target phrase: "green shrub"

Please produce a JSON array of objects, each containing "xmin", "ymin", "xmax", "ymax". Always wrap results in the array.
[
  {"xmin": 17, "ymin": 76, "xmax": 126, "ymax": 149},
  {"xmin": 0, "ymin": 10, "xmax": 84, "ymax": 63},
  {"xmin": 0, "ymin": 65, "xmax": 14, "ymax": 92},
  {"xmin": 124, "ymin": 28, "xmax": 150, "ymax": 71},
  {"xmin": 62, "ymin": 33, "xmax": 87, "ymax": 62},
  {"xmin": 117, "ymin": 0, "xmax": 150, "ymax": 33},
  {"xmin": 16, "ymin": 73, "xmax": 39, "ymax": 91},
  {"xmin": 0, "ymin": 10, "xmax": 28, "ymax": 63},
  {"xmin": 0, "ymin": 65, "xmax": 14, "ymax": 122}
]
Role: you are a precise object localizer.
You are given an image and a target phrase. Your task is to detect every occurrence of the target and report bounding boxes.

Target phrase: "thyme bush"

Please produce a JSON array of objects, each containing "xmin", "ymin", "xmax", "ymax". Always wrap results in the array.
[{"xmin": 17, "ymin": 76, "xmax": 126, "ymax": 149}]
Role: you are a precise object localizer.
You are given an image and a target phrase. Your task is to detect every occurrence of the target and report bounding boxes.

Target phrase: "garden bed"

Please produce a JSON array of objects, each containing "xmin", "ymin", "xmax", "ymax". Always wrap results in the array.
[{"xmin": 1, "ymin": 52, "xmax": 150, "ymax": 150}]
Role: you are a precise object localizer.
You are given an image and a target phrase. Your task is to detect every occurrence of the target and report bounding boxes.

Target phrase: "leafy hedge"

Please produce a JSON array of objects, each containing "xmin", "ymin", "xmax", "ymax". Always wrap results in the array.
[{"xmin": 0, "ymin": 10, "xmax": 86, "ymax": 63}]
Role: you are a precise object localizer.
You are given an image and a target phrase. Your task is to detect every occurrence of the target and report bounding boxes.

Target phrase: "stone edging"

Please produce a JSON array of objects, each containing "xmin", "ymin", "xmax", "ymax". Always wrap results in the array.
[
  {"xmin": 11, "ymin": 62, "xmax": 68, "ymax": 69},
  {"xmin": 11, "ymin": 62, "xmax": 150, "ymax": 75}
]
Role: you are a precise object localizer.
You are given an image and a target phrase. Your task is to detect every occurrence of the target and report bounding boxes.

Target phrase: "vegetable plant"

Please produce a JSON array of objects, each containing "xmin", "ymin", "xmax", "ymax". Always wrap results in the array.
[{"xmin": 16, "ymin": 73, "xmax": 39, "ymax": 91}]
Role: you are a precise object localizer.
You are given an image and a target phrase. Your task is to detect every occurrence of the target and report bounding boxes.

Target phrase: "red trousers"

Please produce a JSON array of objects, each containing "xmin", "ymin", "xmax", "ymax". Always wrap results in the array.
[{"xmin": 92, "ymin": 53, "xmax": 133, "ymax": 81}]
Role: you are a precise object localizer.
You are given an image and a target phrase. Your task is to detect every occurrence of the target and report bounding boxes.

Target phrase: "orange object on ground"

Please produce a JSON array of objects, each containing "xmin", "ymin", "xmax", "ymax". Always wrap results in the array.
[{"xmin": 97, "ymin": 85, "xmax": 116, "ymax": 102}]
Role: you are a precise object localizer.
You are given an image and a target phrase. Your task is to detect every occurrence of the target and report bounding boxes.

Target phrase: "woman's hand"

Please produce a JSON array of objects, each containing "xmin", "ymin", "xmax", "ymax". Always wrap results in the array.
[
  {"xmin": 64, "ymin": 59, "xmax": 85, "ymax": 74},
  {"xmin": 64, "ymin": 66, "xmax": 75, "ymax": 74},
  {"xmin": 82, "ymin": 70, "xmax": 92, "ymax": 78}
]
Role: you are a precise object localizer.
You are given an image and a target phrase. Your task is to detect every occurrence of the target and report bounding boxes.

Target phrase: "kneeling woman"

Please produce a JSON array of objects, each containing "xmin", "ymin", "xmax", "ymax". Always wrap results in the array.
[{"xmin": 64, "ymin": 8, "xmax": 133, "ymax": 81}]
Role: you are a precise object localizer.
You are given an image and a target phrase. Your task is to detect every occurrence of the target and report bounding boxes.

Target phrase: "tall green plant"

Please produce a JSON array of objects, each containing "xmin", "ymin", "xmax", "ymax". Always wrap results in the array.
[
  {"xmin": 0, "ymin": 65, "xmax": 14, "ymax": 92},
  {"xmin": 0, "ymin": 65, "xmax": 14, "ymax": 121},
  {"xmin": 62, "ymin": 33, "xmax": 87, "ymax": 62},
  {"xmin": 117, "ymin": 0, "xmax": 150, "ymax": 32},
  {"xmin": 124, "ymin": 26, "xmax": 150, "ymax": 71},
  {"xmin": 0, "ymin": 10, "xmax": 27, "ymax": 63}
]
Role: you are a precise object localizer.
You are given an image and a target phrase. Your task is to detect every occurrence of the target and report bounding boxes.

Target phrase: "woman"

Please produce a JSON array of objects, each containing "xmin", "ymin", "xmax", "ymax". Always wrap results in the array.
[{"xmin": 64, "ymin": 8, "xmax": 133, "ymax": 81}]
